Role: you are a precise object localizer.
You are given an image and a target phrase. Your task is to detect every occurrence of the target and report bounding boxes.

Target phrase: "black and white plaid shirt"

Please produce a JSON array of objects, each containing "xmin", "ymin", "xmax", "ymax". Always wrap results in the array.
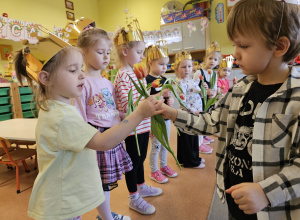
[{"xmin": 174, "ymin": 67, "xmax": 300, "ymax": 220}]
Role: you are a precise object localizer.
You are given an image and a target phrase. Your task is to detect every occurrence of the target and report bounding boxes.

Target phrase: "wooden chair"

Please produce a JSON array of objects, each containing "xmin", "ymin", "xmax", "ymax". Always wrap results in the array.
[{"xmin": 0, "ymin": 137, "xmax": 37, "ymax": 193}]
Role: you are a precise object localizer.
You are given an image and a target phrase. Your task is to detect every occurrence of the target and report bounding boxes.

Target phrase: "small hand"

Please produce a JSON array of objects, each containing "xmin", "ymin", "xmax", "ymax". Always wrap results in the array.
[
  {"xmin": 137, "ymin": 95, "xmax": 165, "ymax": 118},
  {"xmin": 226, "ymin": 183, "xmax": 270, "ymax": 214},
  {"xmin": 167, "ymin": 96, "xmax": 174, "ymax": 107},
  {"xmin": 207, "ymin": 89, "xmax": 217, "ymax": 98},
  {"xmin": 162, "ymin": 89, "xmax": 171, "ymax": 97},
  {"xmin": 203, "ymin": 82, "xmax": 209, "ymax": 89}
]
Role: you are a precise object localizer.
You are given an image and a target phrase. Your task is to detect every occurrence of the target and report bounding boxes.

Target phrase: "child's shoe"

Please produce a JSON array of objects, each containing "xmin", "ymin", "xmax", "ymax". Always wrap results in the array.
[
  {"xmin": 160, "ymin": 165, "xmax": 178, "ymax": 177},
  {"xmin": 150, "ymin": 170, "xmax": 168, "ymax": 183},
  {"xmin": 111, "ymin": 212, "xmax": 131, "ymax": 220},
  {"xmin": 204, "ymin": 136, "xmax": 214, "ymax": 143},
  {"xmin": 203, "ymin": 139, "xmax": 210, "ymax": 145},
  {"xmin": 193, "ymin": 163, "xmax": 205, "ymax": 169},
  {"xmin": 199, "ymin": 144, "xmax": 213, "ymax": 154},
  {"xmin": 129, "ymin": 197, "xmax": 155, "ymax": 215},
  {"xmin": 137, "ymin": 184, "xmax": 162, "ymax": 198}
]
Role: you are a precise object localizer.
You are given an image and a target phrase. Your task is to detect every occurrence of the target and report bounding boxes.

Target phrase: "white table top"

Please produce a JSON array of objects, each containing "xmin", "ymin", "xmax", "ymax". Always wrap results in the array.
[{"xmin": 0, "ymin": 118, "xmax": 37, "ymax": 142}]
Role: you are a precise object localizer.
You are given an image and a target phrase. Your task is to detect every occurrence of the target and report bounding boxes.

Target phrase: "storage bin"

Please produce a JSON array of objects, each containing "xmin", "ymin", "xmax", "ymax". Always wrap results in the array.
[
  {"xmin": 0, "ymin": 112, "xmax": 13, "ymax": 121},
  {"xmin": 20, "ymin": 94, "xmax": 34, "ymax": 103},
  {"xmin": 0, "ymin": 97, "xmax": 10, "ymax": 105},
  {"xmin": 0, "ymin": 105, "xmax": 11, "ymax": 114},
  {"xmin": 0, "ymin": 88, "xmax": 10, "ymax": 97},
  {"xmin": 21, "ymin": 102, "xmax": 36, "ymax": 111},
  {"xmin": 22, "ymin": 110, "xmax": 37, "ymax": 118},
  {"xmin": 19, "ymin": 87, "xmax": 33, "ymax": 95}
]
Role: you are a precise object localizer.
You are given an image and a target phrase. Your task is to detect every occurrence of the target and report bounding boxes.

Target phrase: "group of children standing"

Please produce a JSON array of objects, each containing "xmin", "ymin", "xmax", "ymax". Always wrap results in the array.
[{"xmin": 13, "ymin": 0, "xmax": 300, "ymax": 220}]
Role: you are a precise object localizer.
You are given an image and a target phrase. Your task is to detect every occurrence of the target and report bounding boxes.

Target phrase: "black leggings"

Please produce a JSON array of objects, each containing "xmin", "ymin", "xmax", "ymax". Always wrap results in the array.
[{"xmin": 124, "ymin": 132, "xmax": 149, "ymax": 193}]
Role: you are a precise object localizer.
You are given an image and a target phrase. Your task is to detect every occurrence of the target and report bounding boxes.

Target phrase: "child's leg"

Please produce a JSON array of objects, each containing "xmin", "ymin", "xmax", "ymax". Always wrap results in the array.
[{"xmin": 96, "ymin": 189, "xmax": 114, "ymax": 220}]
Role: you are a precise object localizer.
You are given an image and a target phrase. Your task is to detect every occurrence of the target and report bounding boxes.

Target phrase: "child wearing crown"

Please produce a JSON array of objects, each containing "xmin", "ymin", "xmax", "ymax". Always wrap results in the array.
[
  {"xmin": 193, "ymin": 42, "xmax": 222, "ymax": 148},
  {"xmin": 145, "ymin": 41, "xmax": 177, "ymax": 184},
  {"xmin": 174, "ymin": 50, "xmax": 207, "ymax": 168},
  {"xmin": 217, "ymin": 58, "xmax": 234, "ymax": 98},
  {"xmin": 113, "ymin": 20, "xmax": 162, "ymax": 215}
]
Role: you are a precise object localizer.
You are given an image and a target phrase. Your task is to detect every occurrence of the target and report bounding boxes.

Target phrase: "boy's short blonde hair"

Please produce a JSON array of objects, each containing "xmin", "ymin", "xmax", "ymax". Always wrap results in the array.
[{"xmin": 227, "ymin": 0, "xmax": 300, "ymax": 63}]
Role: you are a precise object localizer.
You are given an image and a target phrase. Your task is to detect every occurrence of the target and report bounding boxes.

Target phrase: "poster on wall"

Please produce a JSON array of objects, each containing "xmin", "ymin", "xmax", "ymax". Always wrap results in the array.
[
  {"xmin": 215, "ymin": 3, "xmax": 224, "ymax": 23},
  {"xmin": 0, "ymin": 17, "xmax": 8, "ymax": 39},
  {"xmin": 25, "ymin": 22, "xmax": 41, "ymax": 44},
  {"xmin": 227, "ymin": 0, "xmax": 241, "ymax": 8}
]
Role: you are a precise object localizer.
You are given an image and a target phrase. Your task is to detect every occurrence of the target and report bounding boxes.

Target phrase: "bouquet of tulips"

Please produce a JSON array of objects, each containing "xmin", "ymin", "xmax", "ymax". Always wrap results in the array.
[
  {"xmin": 126, "ymin": 62, "xmax": 187, "ymax": 169},
  {"xmin": 199, "ymin": 69, "xmax": 221, "ymax": 111}
]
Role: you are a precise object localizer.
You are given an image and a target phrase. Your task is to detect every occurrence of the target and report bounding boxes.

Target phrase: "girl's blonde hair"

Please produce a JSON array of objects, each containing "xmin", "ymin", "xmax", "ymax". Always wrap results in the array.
[
  {"xmin": 14, "ymin": 46, "xmax": 81, "ymax": 111},
  {"xmin": 77, "ymin": 28, "xmax": 112, "ymax": 50},
  {"xmin": 112, "ymin": 28, "xmax": 142, "ymax": 68},
  {"xmin": 227, "ymin": 0, "xmax": 300, "ymax": 63}
]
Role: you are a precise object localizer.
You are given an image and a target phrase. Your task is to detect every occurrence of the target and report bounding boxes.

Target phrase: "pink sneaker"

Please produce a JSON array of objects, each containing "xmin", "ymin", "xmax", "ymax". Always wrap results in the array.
[
  {"xmin": 204, "ymin": 136, "xmax": 214, "ymax": 143},
  {"xmin": 150, "ymin": 170, "xmax": 168, "ymax": 184},
  {"xmin": 199, "ymin": 144, "xmax": 213, "ymax": 154},
  {"xmin": 160, "ymin": 165, "xmax": 178, "ymax": 178},
  {"xmin": 203, "ymin": 140, "xmax": 210, "ymax": 145}
]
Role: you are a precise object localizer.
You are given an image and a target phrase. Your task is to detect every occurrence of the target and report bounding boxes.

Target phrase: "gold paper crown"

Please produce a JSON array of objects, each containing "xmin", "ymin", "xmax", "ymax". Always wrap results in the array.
[
  {"xmin": 62, "ymin": 17, "xmax": 95, "ymax": 46},
  {"xmin": 218, "ymin": 59, "xmax": 228, "ymax": 69},
  {"xmin": 146, "ymin": 40, "xmax": 168, "ymax": 61},
  {"xmin": 174, "ymin": 50, "xmax": 192, "ymax": 66},
  {"xmin": 116, "ymin": 19, "xmax": 144, "ymax": 46},
  {"xmin": 22, "ymin": 25, "xmax": 71, "ymax": 82},
  {"xmin": 219, "ymin": 55, "xmax": 234, "ymax": 69},
  {"xmin": 206, "ymin": 41, "xmax": 221, "ymax": 55}
]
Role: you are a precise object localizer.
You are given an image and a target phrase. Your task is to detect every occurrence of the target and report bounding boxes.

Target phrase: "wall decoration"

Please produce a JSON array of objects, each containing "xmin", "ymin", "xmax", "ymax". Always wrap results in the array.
[
  {"xmin": 187, "ymin": 21, "xmax": 196, "ymax": 37},
  {"xmin": 65, "ymin": 0, "xmax": 74, "ymax": 10},
  {"xmin": 215, "ymin": 3, "xmax": 224, "ymax": 23},
  {"xmin": 66, "ymin": 11, "xmax": 75, "ymax": 21},
  {"xmin": 227, "ymin": 0, "xmax": 241, "ymax": 11},
  {"xmin": 0, "ymin": 16, "xmax": 8, "ymax": 39},
  {"xmin": 200, "ymin": 17, "xmax": 209, "ymax": 34},
  {"xmin": 0, "ymin": 44, "xmax": 13, "ymax": 60},
  {"xmin": 7, "ymin": 19, "xmax": 25, "ymax": 42}
]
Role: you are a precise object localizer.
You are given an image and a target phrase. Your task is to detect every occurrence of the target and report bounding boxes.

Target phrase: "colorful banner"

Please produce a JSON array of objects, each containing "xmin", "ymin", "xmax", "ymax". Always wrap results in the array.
[
  {"xmin": 0, "ymin": 17, "xmax": 8, "ymax": 39},
  {"xmin": 7, "ymin": 19, "xmax": 25, "ymax": 42},
  {"xmin": 141, "ymin": 27, "xmax": 182, "ymax": 47},
  {"xmin": 25, "ymin": 22, "xmax": 41, "ymax": 44}
]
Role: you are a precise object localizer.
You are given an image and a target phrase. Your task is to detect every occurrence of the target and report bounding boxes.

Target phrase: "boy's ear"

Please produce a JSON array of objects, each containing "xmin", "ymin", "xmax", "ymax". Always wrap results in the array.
[
  {"xmin": 38, "ymin": 71, "xmax": 50, "ymax": 86},
  {"xmin": 121, "ymin": 47, "xmax": 128, "ymax": 57},
  {"xmin": 274, "ymin": 36, "xmax": 290, "ymax": 58}
]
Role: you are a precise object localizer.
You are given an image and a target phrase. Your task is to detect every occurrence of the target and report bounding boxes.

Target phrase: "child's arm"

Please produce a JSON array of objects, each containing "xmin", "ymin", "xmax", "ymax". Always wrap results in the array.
[{"xmin": 86, "ymin": 96, "xmax": 164, "ymax": 151}]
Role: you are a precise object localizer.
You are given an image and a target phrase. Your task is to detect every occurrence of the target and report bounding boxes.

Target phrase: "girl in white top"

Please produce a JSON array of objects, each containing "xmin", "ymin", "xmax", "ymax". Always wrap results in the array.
[
  {"xmin": 113, "ymin": 27, "xmax": 162, "ymax": 215},
  {"xmin": 14, "ymin": 30, "xmax": 163, "ymax": 220}
]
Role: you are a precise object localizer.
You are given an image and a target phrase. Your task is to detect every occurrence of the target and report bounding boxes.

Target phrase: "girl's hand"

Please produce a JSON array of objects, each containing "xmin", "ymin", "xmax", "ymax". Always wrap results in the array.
[
  {"xmin": 158, "ymin": 103, "xmax": 178, "ymax": 122},
  {"xmin": 136, "ymin": 95, "xmax": 165, "ymax": 118},
  {"xmin": 162, "ymin": 89, "xmax": 172, "ymax": 97},
  {"xmin": 203, "ymin": 82, "xmax": 209, "ymax": 89},
  {"xmin": 167, "ymin": 96, "xmax": 174, "ymax": 107}
]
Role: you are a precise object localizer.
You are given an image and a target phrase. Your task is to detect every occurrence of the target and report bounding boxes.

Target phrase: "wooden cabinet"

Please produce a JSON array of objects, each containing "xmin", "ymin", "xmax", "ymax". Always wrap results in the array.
[{"xmin": 161, "ymin": 18, "xmax": 210, "ymax": 62}]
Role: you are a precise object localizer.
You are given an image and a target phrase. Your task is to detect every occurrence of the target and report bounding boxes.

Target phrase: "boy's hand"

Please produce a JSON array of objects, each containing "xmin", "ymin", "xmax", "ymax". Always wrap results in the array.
[
  {"xmin": 226, "ymin": 183, "xmax": 270, "ymax": 214},
  {"xmin": 157, "ymin": 103, "xmax": 178, "ymax": 122},
  {"xmin": 136, "ymin": 96, "xmax": 165, "ymax": 118}
]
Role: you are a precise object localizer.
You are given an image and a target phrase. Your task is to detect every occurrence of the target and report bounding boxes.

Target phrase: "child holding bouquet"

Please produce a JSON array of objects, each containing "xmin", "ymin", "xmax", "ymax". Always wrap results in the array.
[
  {"xmin": 145, "ymin": 42, "xmax": 177, "ymax": 184},
  {"xmin": 193, "ymin": 42, "xmax": 222, "ymax": 145},
  {"xmin": 113, "ymin": 20, "xmax": 162, "ymax": 215}
]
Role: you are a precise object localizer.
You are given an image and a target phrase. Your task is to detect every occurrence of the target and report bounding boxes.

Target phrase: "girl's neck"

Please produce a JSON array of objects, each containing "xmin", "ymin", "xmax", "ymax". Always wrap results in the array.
[
  {"xmin": 202, "ymin": 66, "xmax": 211, "ymax": 71},
  {"xmin": 121, "ymin": 62, "xmax": 134, "ymax": 72},
  {"xmin": 85, "ymin": 66, "xmax": 102, "ymax": 78}
]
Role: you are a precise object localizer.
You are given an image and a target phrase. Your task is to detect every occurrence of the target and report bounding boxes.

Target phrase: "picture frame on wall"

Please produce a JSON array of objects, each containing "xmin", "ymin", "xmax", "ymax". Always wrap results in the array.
[
  {"xmin": 65, "ymin": 0, "xmax": 74, "ymax": 10},
  {"xmin": 66, "ymin": 11, "xmax": 75, "ymax": 21},
  {"xmin": 0, "ymin": 44, "xmax": 13, "ymax": 60}
]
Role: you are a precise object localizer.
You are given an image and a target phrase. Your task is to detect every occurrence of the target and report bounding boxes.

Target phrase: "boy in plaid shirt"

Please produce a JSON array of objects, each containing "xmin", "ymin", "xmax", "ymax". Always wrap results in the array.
[{"xmin": 159, "ymin": 0, "xmax": 300, "ymax": 219}]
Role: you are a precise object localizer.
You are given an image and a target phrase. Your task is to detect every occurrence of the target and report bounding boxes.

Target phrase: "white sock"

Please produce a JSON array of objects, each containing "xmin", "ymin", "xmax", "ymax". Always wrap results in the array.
[{"xmin": 96, "ymin": 191, "xmax": 113, "ymax": 220}]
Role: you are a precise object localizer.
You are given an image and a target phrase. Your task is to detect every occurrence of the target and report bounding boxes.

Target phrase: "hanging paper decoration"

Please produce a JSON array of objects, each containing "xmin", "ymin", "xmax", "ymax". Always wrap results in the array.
[
  {"xmin": 0, "ymin": 16, "xmax": 8, "ymax": 39},
  {"xmin": 187, "ymin": 22, "xmax": 196, "ymax": 37},
  {"xmin": 25, "ymin": 22, "xmax": 41, "ymax": 44},
  {"xmin": 215, "ymin": 3, "xmax": 224, "ymax": 23},
  {"xmin": 7, "ymin": 19, "xmax": 25, "ymax": 42},
  {"xmin": 53, "ymin": 26, "xmax": 63, "ymax": 38},
  {"xmin": 200, "ymin": 17, "xmax": 209, "ymax": 34}
]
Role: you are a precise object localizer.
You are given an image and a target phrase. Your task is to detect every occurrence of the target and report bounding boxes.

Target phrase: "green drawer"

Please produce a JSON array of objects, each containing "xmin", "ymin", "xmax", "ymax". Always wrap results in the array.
[
  {"xmin": 23, "ymin": 110, "xmax": 37, "ymax": 118},
  {"xmin": 0, "ymin": 112, "xmax": 13, "ymax": 121},
  {"xmin": 19, "ymin": 87, "xmax": 33, "ymax": 95},
  {"xmin": 0, "ymin": 88, "xmax": 10, "ymax": 96},
  {"xmin": 20, "ymin": 94, "xmax": 34, "ymax": 103},
  {"xmin": 0, "ymin": 96, "xmax": 10, "ymax": 105},
  {"xmin": 21, "ymin": 102, "xmax": 36, "ymax": 111},
  {"xmin": 0, "ymin": 105, "xmax": 11, "ymax": 114}
]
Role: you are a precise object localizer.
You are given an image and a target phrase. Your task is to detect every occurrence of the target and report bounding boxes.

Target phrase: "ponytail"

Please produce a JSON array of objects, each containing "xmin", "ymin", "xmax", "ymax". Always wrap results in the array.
[{"xmin": 14, "ymin": 49, "xmax": 34, "ymax": 87}]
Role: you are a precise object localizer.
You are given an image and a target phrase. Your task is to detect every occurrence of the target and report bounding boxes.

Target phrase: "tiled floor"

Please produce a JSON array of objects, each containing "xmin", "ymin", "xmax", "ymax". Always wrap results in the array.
[{"xmin": 0, "ymin": 124, "xmax": 218, "ymax": 220}]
